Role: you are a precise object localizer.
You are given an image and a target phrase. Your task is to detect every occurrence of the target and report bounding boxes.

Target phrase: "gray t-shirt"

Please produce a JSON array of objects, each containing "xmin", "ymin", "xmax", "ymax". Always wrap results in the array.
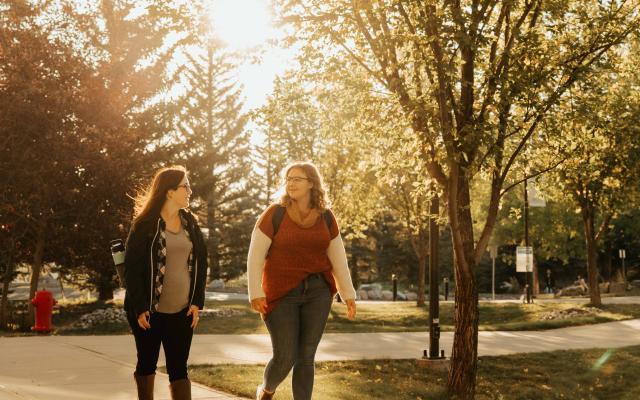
[{"xmin": 157, "ymin": 228, "xmax": 193, "ymax": 313}]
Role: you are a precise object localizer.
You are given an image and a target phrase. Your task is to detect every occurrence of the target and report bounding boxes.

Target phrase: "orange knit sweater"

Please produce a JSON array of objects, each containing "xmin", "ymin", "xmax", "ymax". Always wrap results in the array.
[{"xmin": 258, "ymin": 205, "xmax": 339, "ymax": 314}]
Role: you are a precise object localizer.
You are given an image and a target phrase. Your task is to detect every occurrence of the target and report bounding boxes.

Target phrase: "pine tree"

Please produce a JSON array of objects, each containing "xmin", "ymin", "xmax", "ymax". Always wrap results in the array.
[
  {"xmin": 62, "ymin": 0, "xmax": 187, "ymax": 299},
  {"xmin": 170, "ymin": 20, "xmax": 253, "ymax": 281},
  {"xmin": 252, "ymin": 73, "xmax": 322, "ymax": 206}
]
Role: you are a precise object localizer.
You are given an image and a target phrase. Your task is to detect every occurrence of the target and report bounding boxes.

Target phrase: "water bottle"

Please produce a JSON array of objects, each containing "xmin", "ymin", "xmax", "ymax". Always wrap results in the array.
[{"xmin": 110, "ymin": 239, "xmax": 126, "ymax": 288}]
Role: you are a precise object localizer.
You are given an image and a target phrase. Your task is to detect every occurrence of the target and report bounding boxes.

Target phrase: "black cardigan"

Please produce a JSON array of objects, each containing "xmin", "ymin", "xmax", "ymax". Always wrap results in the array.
[{"xmin": 124, "ymin": 209, "xmax": 208, "ymax": 318}]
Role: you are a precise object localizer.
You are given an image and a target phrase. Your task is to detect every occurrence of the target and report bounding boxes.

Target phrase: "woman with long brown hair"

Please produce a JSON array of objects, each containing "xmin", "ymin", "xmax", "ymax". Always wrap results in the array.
[
  {"xmin": 247, "ymin": 161, "xmax": 357, "ymax": 400},
  {"xmin": 124, "ymin": 166, "xmax": 208, "ymax": 400}
]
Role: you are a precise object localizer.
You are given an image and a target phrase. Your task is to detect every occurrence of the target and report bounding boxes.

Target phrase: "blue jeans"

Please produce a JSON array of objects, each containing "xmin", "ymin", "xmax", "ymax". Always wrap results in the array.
[{"xmin": 262, "ymin": 273, "xmax": 333, "ymax": 399}]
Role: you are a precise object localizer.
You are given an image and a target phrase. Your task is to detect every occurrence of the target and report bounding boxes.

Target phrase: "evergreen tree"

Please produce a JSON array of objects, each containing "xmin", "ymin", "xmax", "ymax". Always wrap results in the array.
[
  {"xmin": 170, "ymin": 11, "xmax": 253, "ymax": 281},
  {"xmin": 61, "ymin": 0, "xmax": 187, "ymax": 299},
  {"xmin": 252, "ymin": 72, "xmax": 322, "ymax": 206}
]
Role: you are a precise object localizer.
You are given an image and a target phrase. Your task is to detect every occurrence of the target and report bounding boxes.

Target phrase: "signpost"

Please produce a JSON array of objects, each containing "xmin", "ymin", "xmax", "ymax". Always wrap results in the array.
[
  {"xmin": 516, "ymin": 246, "xmax": 533, "ymax": 303},
  {"xmin": 619, "ymin": 249, "xmax": 627, "ymax": 287},
  {"xmin": 516, "ymin": 246, "xmax": 534, "ymax": 273},
  {"xmin": 428, "ymin": 191, "xmax": 443, "ymax": 360}
]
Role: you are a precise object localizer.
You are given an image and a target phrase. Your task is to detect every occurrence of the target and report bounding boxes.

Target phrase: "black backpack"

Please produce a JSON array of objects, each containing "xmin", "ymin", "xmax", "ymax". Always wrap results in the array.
[{"xmin": 271, "ymin": 205, "xmax": 333, "ymax": 237}]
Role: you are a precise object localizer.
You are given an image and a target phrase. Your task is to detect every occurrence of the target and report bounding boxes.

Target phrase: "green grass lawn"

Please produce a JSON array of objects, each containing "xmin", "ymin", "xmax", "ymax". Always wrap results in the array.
[
  {"xmin": 2, "ymin": 299, "xmax": 640, "ymax": 336},
  {"xmin": 186, "ymin": 345, "xmax": 640, "ymax": 399},
  {"xmin": 185, "ymin": 300, "xmax": 640, "ymax": 335},
  {"xmin": 323, "ymin": 301, "xmax": 640, "ymax": 333}
]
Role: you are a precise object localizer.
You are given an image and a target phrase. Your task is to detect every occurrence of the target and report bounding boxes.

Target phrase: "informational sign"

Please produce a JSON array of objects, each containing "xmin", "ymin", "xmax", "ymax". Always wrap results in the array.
[
  {"xmin": 528, "ymin": 185, "xmax": 546, "ymax": 207},
  {"xmin": 516, "ymin": 246, "xmax": 533, "ymax": 272}
]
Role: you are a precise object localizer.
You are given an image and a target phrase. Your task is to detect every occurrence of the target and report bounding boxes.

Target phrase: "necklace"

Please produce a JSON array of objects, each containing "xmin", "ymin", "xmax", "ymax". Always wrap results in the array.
[
  {"xmin": 288, "ymin": 204, "xmax": 317, "ymax": 227},
  {"xmin": 297, "ymin": 207, "xmax": 312, "ymax": 221}
]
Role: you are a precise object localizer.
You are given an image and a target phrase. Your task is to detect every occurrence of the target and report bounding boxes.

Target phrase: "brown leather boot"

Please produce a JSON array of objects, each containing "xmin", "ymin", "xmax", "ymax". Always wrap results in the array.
[
  {"xmin": 256, "ymin": 385, "xmax": 274, "ymax": 400},
  {"xmin": 133, "ymin": 372, "xmax": 155, "ymax": 400},
  {"xmin": 169, "ymin": 378, "xmax": 191, "ymax": 400}
]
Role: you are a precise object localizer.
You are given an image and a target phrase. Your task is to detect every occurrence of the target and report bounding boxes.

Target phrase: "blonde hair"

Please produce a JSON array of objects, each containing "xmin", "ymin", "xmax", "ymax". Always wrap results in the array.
[{"xmin": 279, "ymin": 162, "xmax": 330, "ymax": 210}]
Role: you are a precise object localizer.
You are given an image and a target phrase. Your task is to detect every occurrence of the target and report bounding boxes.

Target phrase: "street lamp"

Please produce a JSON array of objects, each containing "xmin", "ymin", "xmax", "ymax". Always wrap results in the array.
[
  {"xmin": 522, "ymin": 177, "xmax": 546, "ymax": 303},
  {"xmin": 524, "ymin": 178, "xmax": 532, "ymax": 304}
]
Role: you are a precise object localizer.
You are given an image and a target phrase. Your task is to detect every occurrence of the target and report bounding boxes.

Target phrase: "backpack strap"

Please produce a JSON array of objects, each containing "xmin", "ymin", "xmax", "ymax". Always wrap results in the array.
[
  {"xmin": 322, "ymin": 210, "xmax": 334, "ymax": 232},
  {"xmin": 271, "ymin": 205, "xmax": 287, "ymax": 237},
  {"xmin": 271, "ymin": 205, "xmax": 334, "ymax": 237}
]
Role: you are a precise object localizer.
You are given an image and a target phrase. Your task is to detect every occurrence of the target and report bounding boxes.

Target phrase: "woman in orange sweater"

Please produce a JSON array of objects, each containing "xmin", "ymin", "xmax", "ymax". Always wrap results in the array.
[{"xmin": 247, "ymin": 162, "xmax": 357, "ymax": 400}]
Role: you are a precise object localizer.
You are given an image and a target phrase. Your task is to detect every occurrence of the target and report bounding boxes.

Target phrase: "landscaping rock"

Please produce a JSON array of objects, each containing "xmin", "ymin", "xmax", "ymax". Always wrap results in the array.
[
  {"xmin": 406, "ymin": 292, "xmax": 417, "ymax": 301},
  {"xmin": 609, "ymin": 282, "xmax": 628, "ymax": 293},
  {"xmin": 396, "ymin": 292, "xmax": 407, "ymax": 301},
  {"xmin": 367, "ymin": 290, "xmax": 381, "ymax": 300},
  {"xmin": 357, "ymin": 283, "xmax": 386, "ymax": 300},
  {"xmin": 358, "ymin": 283, "xmax": 382, "ymax": 292},
  {"xmin": 70, "ymin": 306, "xmax": 246, "ymax": 330},
  {"xmin": 199, "ymin": 308, "xmax": 247, "ymax": 318},
  {"xmin": 540, "ymin": 307, "xmax": 601, "ymax": 321},
  {"xmin": 381, "ymin": 290, "xmax": 393, "ymax": 300},
  {"xmin": 71, "ymin": 308, "xmax": 127, "ymax": 329},
  {"xmin": 357, "ymin": 290, "xmax": 368, "ymax": 300},
  {"xmin": 207, "ymin": 279, "xmax": 225, "ymax": 290}
]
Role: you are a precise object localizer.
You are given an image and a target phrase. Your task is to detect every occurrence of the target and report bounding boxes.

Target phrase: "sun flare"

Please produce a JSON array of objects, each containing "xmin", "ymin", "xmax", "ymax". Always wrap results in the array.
[{"xmin": 208, "ymin": 0, "xmax": 275, "ymax": 50}]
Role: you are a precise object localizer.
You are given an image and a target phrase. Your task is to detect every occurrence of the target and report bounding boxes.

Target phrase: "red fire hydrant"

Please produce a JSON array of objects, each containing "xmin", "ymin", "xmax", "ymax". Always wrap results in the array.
[{"xmin": 31, "ymin": 290, "xmax": 56, "ymax": 332}]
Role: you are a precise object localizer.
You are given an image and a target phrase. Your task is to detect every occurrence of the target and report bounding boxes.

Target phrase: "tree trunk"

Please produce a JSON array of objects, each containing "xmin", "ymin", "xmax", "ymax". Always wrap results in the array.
[
  {"xmin": 207, "ymin": 198, "xmax": 220, "ymax": 280},
  {"xmin": 97, "ymin": 272, "xmax": 114, "ymax": 301},
  {"xmin": 1, "ymin": 238, "xmax": 16, "ymax": 328},
  {"xmin": 28, "ymin": 225, "xmax": 46, "ymax": 324},
  {"xmin": 58, "ymin": 273, "xmax": 66, "ymax": 300},
  {"xmin": 265, "ymin": 132, "xmax": 274, "ymax": 207},
  {"xmin": 416, "ymin": 249, "xmax": 427, "ymax": 307},
  {"xmin": 605, "ymin": 240, "xmax": 612, "ymax": 282},
  {"xmin": 447, "ymin": 175, "xmax": 479, "ymax": 399},
  {"xmin": 1, "ymin": 263, "xmax": 14, "ymax": 329},
  {"xmin": 206, "ymin": 46, "xmax": 220, "ymax": 282},
  {"xmin": 532, "ymin": 256, "xmax": 540, "ymax": 296},
  {"xmin": 581, "ymin": 207, "xmax": 602, "ymax": 306}
]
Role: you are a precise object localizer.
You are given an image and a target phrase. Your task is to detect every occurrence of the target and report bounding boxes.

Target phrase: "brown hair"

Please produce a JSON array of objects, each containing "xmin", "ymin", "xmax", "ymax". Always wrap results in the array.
[
  {"xmin": 279, "ymin": 162, "xmax": 330, "ymax": 210},
  {"xmin": 132, "ymin": 166, "xmax": 187, "ymax": 227}
]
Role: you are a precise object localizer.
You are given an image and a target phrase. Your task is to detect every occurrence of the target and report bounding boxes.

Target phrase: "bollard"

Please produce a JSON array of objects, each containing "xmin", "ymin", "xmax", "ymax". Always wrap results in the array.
[
  {"xmin": 392, "ymin": 274, "xmax": 398, "ymax": 301},
  {"xmin": 444, "ymin": 277, "xmax": 449, "ymax": 301}
]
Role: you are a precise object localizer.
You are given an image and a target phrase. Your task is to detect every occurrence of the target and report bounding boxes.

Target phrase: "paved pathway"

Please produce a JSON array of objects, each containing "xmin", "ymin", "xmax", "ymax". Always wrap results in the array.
[
  {"xmin": 2, "ymin": 319, "xmax": 640, "ymax": 399},
  {"xmin": 0, "ymin": 335, "xmax": 243, "ymax": 400}
]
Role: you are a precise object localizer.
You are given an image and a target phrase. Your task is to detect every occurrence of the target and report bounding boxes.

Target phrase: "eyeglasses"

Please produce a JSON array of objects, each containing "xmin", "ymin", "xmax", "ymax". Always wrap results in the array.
[{"xmin": 286, "ymin": 176, "xmax": 309, "ymax": 183}]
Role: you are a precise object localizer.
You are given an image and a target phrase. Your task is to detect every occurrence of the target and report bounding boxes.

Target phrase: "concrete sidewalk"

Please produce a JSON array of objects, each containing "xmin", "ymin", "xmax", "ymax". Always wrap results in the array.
[
  {"xmin": 2, "ymin": 319, "xmax": 640, "ymax": 399},
  {"xmin": 0, "ymin": 336, "xmax": 243, "ymax": 400}
]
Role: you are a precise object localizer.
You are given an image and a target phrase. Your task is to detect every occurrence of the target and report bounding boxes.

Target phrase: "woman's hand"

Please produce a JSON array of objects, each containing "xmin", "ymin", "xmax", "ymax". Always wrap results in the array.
[
  {"xmin": 137, "ymin": 311, "xmax": 151, "ymax": 330},
  {"xmin": 345, "ymin": 299, "xmax": 356, "ymax": 320},
  {"xmin": 187, "ymin": 305, "xmax": 200, "ymax": 329},
  {"xmin": 251, "ymin": 297, "xmax": 268, "ymax": 314}
]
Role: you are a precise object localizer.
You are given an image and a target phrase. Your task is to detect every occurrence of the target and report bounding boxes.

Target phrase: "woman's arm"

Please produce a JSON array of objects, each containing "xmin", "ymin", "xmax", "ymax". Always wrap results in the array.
[
  {"xmin": 192, "ymin": 223, "xmax": 209, "ymax": 310},
  {"xmin": 327, "ymin": 233, "xmax": 357, "ymax": 300},
  {"xmin": 247, "ymin": 227, "xmax": 271, "ymax": 301},
  {"xmin": 124, "ymin": 224, "xmax": 150, "ymax": 317}
]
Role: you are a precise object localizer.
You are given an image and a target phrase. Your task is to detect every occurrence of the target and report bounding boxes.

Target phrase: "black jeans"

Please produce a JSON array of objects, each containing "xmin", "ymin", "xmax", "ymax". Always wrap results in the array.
[
  {"xmin": 128, "ymin": 307, "xmax": 194, "ymax": 382},
  {"xmin": 263, "ymin": 273, "xmax": 333, "ymax": 400}
]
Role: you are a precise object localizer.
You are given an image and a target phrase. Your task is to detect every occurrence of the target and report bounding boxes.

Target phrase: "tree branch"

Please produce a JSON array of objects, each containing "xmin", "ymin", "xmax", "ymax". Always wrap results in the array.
[{"xmin": 499, "ymin": 155, "xmax": 569, "ymax": 198}]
